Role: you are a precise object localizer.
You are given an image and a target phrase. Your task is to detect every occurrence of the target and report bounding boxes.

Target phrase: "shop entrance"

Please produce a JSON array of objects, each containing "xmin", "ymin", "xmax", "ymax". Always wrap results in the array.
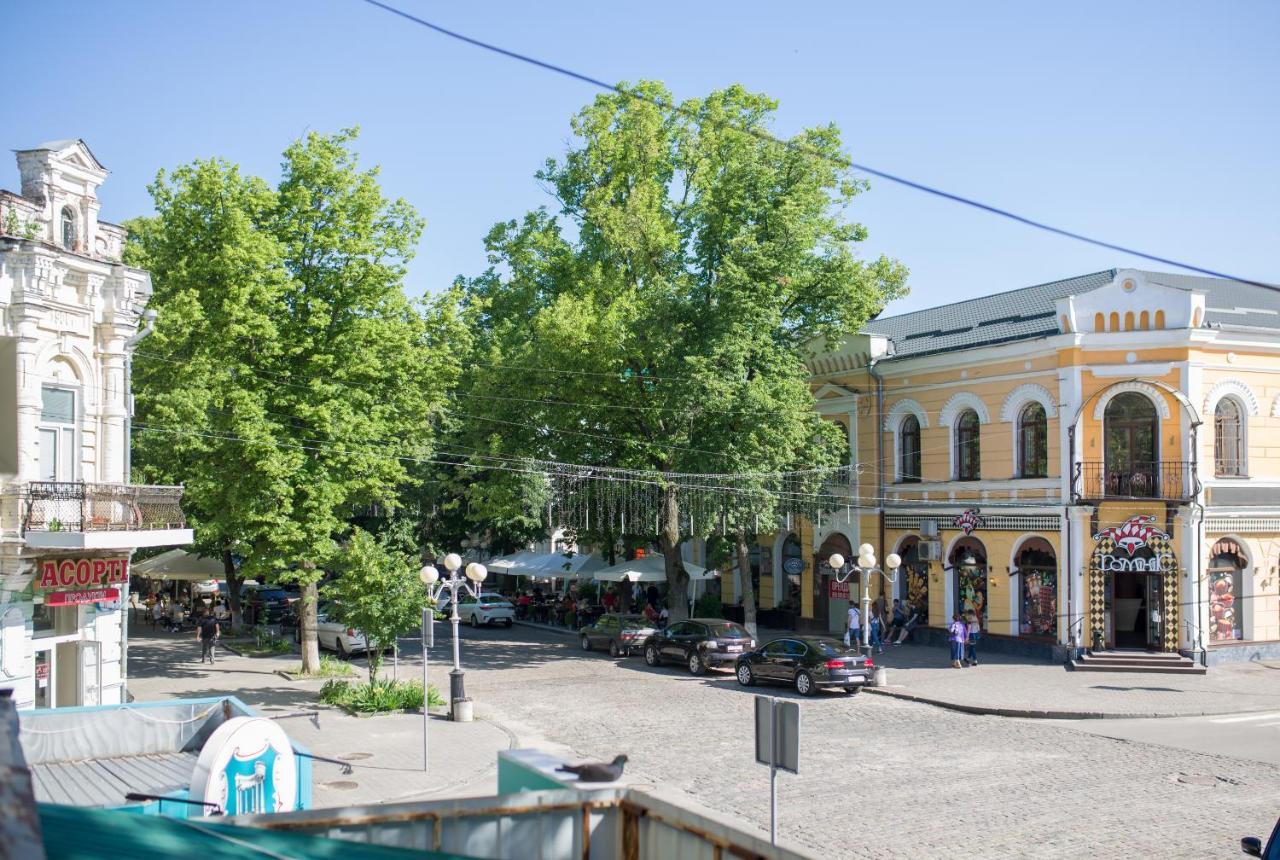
[
  {"xmin": 1108, "ymin": 572, "xmax": 1163, "ymax": 649},
  {"xmin": 30, "ymin": 602, "xmax": 100, "ymax": 708}
]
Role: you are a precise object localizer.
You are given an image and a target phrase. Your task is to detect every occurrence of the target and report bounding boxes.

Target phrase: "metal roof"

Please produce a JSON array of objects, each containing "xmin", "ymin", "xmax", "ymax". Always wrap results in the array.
[
  {"xmin": 30, "ymin": 750, "xmax": 198, "ymax": 808},
  {"xmin": 862, "ymin": 269, "xmax": 1280, "ymax": 359}
]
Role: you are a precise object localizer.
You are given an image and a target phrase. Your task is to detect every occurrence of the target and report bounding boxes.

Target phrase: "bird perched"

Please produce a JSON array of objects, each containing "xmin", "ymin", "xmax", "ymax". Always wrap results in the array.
[{"xmin": 556, "ymin": 754, "xmax": 628, "ymax": 783}]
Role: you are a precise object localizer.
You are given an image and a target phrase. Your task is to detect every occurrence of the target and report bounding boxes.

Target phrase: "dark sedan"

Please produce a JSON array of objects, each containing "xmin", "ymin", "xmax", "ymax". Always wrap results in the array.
[
  {"xmin": 580, "ymin": 614, "xmax": 657, "ymax": 657},
  {"xmin": 735, "ymin": 636, "xmax": 872, "ymax": 696},
  {"xmin": 642, "ymin": 619, "xmax": 755, "ymax": 675}
]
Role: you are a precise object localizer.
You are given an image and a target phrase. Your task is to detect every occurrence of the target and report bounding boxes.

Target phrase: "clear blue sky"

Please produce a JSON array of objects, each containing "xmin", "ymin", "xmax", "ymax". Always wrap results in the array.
[{"xmin": 3, "ymin": 1, "xmax": 1277, "ymax": 314}]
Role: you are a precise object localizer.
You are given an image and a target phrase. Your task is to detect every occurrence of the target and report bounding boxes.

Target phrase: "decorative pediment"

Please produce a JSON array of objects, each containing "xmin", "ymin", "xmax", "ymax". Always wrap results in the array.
[{"xmin": 1056, "ymin": 269, "xmax": 1205, "ymax": 334}]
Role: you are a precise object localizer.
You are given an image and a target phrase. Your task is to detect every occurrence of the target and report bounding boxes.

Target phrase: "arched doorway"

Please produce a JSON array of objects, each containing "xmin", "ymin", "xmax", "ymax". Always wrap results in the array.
[
  {"xmin": 1015, "ymin": 538, "xmax": 1057, "ymax": 638},
  {"xmin": 817, "ymin": 533, "xmax": 853, "ymax": 634},
  {"xmin": 1104, "ymin": 392, "xmax": 1159, "ymax": 497},
  {"xmin": 949, "ymin": 537, "xmax": 988, "ymax": 630},
  {"xmin": 1208, "ymin": 539, "xmax": 1246, "ymax": 643},
  {"xmin": 895, "ymin": 536, "xmax": 929, "ymax": 625},
  {"xmin": 1088, "ymin": 516, "xmax": 1179, "ymax": 651}
]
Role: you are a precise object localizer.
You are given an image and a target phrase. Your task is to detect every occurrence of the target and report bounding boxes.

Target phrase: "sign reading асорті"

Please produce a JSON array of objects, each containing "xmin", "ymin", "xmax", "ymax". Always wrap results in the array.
[{"xmin": 37, "ymin": 557, "xmax": 129, "ymax": 590}]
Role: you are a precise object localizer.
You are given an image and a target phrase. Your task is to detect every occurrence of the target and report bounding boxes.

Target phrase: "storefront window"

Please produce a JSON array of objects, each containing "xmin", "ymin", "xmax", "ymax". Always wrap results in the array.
[
  {"xmin": 1016, "ymin": 538, "xmax": 1057, "ymax": 637},
  {"xmin": 782, "ymin": 534, "xmax": 803, "ymax": 610},
  {"xmin": 748, "ymin": 544, "xmax": 761, "ymax": 598},
  {"xmin": 897, "ymin": 537, "xmax": 929, "ymax": 624},
  {"xmin": 950, "ymin": 537, "xmax": 987, "ymax": 630},
  {"xmin": 1208, "ymin": 539, "xmax": 1245, "ymax": 642}
]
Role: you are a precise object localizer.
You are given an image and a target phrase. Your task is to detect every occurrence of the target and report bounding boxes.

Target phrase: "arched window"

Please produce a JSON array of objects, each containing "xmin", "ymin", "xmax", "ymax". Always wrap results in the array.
[
  {"xmin": 60, "ymin": 207, "xmax": 77, "ymax": 251},
  {"xmin": 1017, "ymin": 402, "xmax": 1048, "ymax": 478},
  {"xmin": 955, "ymin": 409, "xmax": 981, "ymax": 481},
  {"xmin": 949, "ymin": 537, "xmax": 987, "ymax": 631},
  {"xmin": 1015, "ymin": 538, "xmax": 1057, "ymax": 638},
  {"xmin": 1103, "ymin": 392, "xmax": 1158, "ymax": 497},
  {"xmin": 899, "ymin": 415, "xmax": 921, "ymax": 482},
  {"xmin": 1208, "ymin": 539, "xmax": 1246, "ymax": 642},
  {"xmin": 1214, "ymin": 398, "xmax": 1245, "ymax": 476}
]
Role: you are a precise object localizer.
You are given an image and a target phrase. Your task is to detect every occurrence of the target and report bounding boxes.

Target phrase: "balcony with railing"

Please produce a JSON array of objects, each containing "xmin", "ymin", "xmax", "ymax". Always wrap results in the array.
[
  {"xmin": 1072, "ymin": 461, "xmax": 1193, "ymax": 502},
  {"xmin": 16, "ymin": 481, "xmax": 192, "ymax": 549}
]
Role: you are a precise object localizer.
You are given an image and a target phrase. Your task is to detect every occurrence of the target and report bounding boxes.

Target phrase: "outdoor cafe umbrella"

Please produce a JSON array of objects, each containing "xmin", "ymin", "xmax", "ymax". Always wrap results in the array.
[{"xmin": 592, "ymin": 554, "xmax": 711, "ymax": 583}]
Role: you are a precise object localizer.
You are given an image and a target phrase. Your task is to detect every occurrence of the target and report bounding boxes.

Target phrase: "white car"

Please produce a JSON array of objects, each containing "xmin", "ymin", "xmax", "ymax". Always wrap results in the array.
[
  {"xmin": 297, "ymin": 602, "xmax": 385, "ymax": 657},
  {"xmin": 455, "ymin": 595, "xmax": 515, "ymax": 628}
]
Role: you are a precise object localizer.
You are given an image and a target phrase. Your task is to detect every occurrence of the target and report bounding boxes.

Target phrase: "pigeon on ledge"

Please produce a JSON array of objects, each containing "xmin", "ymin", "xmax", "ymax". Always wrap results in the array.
[{"xmin": 556, "ymin": 754, "xmax": 628, "ymax": 783}]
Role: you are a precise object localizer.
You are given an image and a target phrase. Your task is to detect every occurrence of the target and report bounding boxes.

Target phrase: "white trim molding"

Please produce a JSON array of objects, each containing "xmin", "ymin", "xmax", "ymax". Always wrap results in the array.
[
  {"xmin": 938, "ymin": 391, "xmax": 991, "ymax": 427},
  {"xmin": 1270, "ymin": 393, "xmax": 1280, "ymax": 418},
  {"xmin": 1204, "ymin": 379, "xmax": 1259, "ymax": 417},
  {"xmin": 1091, "ymin": 381, "xmax": 1171, "ymax": 420},
  {"xmin": 999, "ymin": 383, "xmax": 1058, "ymax": 422},
  {"xmin": 883, "ymin": 398, "xmax": 929, "ymax": 432}
]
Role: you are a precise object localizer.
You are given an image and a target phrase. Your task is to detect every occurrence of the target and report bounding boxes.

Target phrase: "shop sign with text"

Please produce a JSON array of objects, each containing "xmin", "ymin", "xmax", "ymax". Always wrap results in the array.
[
  {"xmin": 829, "ymin": 579, "xmax": 850, "ymax": 600},
  {"xmin": 45, "ymin": 588, "xmax": 120, "ymax": 607},
  {"xmin": 37, "ymin": 557, "xmax": 129, "ymax": 590}
]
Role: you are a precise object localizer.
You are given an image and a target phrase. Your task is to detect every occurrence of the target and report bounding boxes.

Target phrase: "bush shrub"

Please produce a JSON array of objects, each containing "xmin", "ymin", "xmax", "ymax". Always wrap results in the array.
[
  {"xmin": 293, "ymin": 655, "xmax": 354, "ymax": 678},
  {"xmin": 319, "ymin": 678, "xmax": 445, "ymax": 713}
]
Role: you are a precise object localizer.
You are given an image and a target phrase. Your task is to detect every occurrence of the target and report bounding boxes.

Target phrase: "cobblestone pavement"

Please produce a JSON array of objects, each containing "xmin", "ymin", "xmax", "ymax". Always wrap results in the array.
[
  {"xmin": 460, "ymin": 624, "xmax": 1280, "ymax": 859},
  {"xmin": 858, "ymin": 641, "xmax": 1280, "ymax": 718}
]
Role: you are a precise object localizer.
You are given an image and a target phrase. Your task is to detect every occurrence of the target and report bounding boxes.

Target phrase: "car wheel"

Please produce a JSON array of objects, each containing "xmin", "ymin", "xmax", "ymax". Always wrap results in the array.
[
  {"xmin": 736, "ymin": 663, "xmax": 755, "ymax": 686},
  {"xmin": 337, "ymin": 637, "xmax": 350, "ymax": 659},
  {"xmin": 470, "ymin": 614, "xmax": 480, "ymax": 628},
  {"xmin": 504, "ymin": 618, "xmax": 513, "ymax": 628},
  {"xmin": 580, "ymin": 634, "xmax": 592, "ymax": 651},
  {"xmin": 795, "ymin": 670, "xmax": 816, "ymax": 696},
  {"xmin": 844, "ymin": 685, "xmax": 862, "ymax": 696},
  {"xmin": 609, "ymin": 640, "xmax": 621, "ymax": 658},
  {"xmin": 644, "ymin": 644, "xmax": 660, "ymax": 667},
  {"xmin": 688, "ymin": 651, "xmax": 706, "ymax": 676}
]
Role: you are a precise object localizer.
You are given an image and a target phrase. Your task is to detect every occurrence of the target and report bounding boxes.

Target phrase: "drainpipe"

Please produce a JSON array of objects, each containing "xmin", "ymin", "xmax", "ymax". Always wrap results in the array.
[
  {"xmin": 1066, "ymin": 425, "xmax": 1075, "ymax": 656},
  {"xmin": 1188, "ymin": 422, "xmax": 1205, "ymax": 667},
  {"xmin": 869, "ymin": 358, "xmax": 886, "ymax": 597}
]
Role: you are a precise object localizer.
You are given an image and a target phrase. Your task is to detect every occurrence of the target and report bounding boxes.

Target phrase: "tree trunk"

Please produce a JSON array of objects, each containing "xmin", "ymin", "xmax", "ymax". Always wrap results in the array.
[
  {"xmin": 222, "ymin": 549, "xmax": 243, "ymax": 633},
  {"xmin": 735, "ymin": 530, "xmax": 758, "ymax": 640},
  {"xmin": 368, "ymin": 643, "xmax": 380, "ymax": 684},
  {"xmin": 300, "ymin": 580, "xmax": 321, "ymax": 674},
  {"xmin": 657, "ymin": 482, "xmax": 690, "ymax": 622}
]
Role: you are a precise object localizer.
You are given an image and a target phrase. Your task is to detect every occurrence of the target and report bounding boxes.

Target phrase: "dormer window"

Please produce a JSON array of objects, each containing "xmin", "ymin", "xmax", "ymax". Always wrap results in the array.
[{"xmin": 60, "ymin": 206, "xmax": 77, "ymax": 251}]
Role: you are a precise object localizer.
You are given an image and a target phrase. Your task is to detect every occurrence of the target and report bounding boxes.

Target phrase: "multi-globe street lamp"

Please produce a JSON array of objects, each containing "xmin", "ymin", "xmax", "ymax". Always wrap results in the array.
[
  {"xmin": 828, "ymin": 543, "xmax": 901, "ymax": 655},
  {"xmin": 419, "ymin": 552, "xmax": 487, "ymax": 723}
]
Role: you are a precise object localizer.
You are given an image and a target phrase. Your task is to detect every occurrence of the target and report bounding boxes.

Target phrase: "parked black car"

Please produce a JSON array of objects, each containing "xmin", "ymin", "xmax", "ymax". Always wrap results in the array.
[
  {"xmin": 243, "ymin": 586, "xmax": 290, "ymax": 626},
  {"xmin": 735, "ymin": 636, "xmax": 871, "ymax": 696},
  {"xmin": 1243, "ymin": 815, "xmax": 1280, "ymax": 858},
  {"xmin": 642, "ymin": 619, "xmax": 755, "ymax": 675},
  {"xmin": 579, "ymin": 614, "xmax": 657, "ymax": 657}
]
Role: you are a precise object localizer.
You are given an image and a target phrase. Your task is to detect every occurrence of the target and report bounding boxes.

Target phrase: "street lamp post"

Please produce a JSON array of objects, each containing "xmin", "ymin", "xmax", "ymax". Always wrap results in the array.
[
  {"xmin": 419, "ymin": 553, "xmax": 487, "ymax": 723},
  {"xmin": 829, "ymin": 543, "xmax": 902, "ymax": 656}
]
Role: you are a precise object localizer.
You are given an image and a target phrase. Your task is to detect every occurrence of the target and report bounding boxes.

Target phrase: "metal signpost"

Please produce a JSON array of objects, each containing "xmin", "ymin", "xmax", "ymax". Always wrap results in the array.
[
  {"xmin": 754, "ymin": 695, "xmax": 800, "ymax": 845},
  {"xmin": 421, "ymin": 606, "xmax": 434, "ymax": 772}
]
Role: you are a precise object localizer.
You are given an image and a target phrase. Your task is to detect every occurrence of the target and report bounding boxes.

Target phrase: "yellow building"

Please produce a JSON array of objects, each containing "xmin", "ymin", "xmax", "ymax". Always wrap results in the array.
[{"xmin": 725, "ymin": 268, "xmax": 1280, "ymax": 667}]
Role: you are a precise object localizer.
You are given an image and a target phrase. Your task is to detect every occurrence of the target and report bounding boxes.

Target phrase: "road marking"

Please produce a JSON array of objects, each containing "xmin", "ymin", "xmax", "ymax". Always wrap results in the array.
[{"xmin": 1208, "ymin": 712, "xmax": 1280, "ymax": 724}]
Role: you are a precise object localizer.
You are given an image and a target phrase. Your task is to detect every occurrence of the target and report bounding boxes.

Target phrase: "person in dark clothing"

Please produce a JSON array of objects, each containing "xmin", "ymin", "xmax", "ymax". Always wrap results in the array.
[{"xmin": 196, "ymin": 613, "xmax": 220, "ymax": 664}]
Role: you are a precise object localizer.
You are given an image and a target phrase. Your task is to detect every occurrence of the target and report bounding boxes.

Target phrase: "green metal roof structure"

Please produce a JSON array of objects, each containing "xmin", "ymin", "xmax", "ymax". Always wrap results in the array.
[{"xmin": 38, "ymin": 803, "xmax": 479, "ymax": 860}]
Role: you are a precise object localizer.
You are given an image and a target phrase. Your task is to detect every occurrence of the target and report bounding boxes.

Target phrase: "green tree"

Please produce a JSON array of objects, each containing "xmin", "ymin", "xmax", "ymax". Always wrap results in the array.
[
  {"xmin": 458, "ymin": 82, "xmax": 905, "ymax": 622},
  {"xmin": 130, "ymin": 130, "xmax": 463, "ymax": 670},
  {"xmin": 324, "ymin": 528, "xmax": 428, "ymax": 682},
  {"xmin": 125, "ymin": 160, "xmax": 296, "ymax": 632}
]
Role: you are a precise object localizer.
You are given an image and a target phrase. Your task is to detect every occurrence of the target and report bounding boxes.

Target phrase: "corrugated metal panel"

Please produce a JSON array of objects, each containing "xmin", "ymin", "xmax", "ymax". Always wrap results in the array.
[{"xmin": 30, "ymin": 751, "xmax": 196, "ymax": 808}]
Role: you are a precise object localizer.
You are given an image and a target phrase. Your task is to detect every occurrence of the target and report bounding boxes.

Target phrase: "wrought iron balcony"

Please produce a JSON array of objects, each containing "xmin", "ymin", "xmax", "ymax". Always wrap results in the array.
[
  {"xmin": 21, "ymin": 481, "xmax": 186, "ymax": 534},
  {"xmin": 1072, "ymin": 461, "xmax": 1193, "ymax": 502}
]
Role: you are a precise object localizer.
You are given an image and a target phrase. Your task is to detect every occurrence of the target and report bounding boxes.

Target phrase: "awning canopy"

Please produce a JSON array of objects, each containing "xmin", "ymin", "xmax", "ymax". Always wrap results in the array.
[
  {"xmin": 488, "ymin": 551, "xmax": 607, "ymax": 581},
  {"xmin": 593, "ymin": 554, "xmax": 713, "ymax": 583},
  {"xmin": 131, "ymin": 549, "xmax": 226, "ymax": 582}
]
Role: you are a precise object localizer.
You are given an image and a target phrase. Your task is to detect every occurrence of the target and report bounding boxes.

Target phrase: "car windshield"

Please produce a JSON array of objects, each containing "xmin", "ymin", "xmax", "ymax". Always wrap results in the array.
[
  {"xmin": 810, "ymin": 639, "xmax": 854, "ymax": 658},
  {"xmin": 256, "ymin": 589, "xmax": 287, "ymax": 601},
  {"xmin": 480, "ymin": 598, "xmax": 510, "ymax": 606},
  {"xmin": 710, "ymin": 623, "xmax": 749, "ymax": 639},
  {"xmin": 621, "ymin": 616, "xmax": 650, "ymax": 629}
]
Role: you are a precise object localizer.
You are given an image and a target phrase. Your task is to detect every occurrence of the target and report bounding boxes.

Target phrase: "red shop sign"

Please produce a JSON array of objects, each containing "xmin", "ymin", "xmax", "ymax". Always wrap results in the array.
[
  {"xmin": 37, "ymin": 557, "xmax": 129, "ymax": 590},
  {"xmin": 45, "ymin": 588, "xmax": 120, "ymax": 607},
  {"xmin": 829, "ymin": 579, "xmax": 850, "ymax": 600}
]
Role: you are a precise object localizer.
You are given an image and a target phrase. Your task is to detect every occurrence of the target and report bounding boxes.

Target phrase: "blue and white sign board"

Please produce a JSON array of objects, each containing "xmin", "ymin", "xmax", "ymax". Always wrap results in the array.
[{"xmin": 189, "ymin": 716, "xmax": 298, "ymax": 815}]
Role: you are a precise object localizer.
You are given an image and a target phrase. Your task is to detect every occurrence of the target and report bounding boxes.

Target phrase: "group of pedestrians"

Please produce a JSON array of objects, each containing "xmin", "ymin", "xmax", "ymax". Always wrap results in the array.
[
  {"xmin": 948, "ymin": 610, "xmax": 981, "ymax": 668},
  {"xmin": 844, "ymin": 598, "xmax": 923, "ymax": 653}
]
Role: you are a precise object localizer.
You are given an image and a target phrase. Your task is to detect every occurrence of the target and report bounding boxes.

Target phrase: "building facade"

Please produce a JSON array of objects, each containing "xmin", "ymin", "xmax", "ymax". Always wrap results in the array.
[
  {"xmin": 720, "ymin": 268, "xmax": 1280, "ymax": 666},
  {"xmin": 0, "ymin": 139, "xmax": 191, "ymax": 708}
]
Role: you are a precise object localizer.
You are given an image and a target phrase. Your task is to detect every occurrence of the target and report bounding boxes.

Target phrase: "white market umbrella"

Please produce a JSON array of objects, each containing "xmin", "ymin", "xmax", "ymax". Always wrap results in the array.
[
  {"xmin": 593, "ymin": 554, "xmax": 711, "ymax": 583},
  {"xmin": 534, "ymin": 552, "xmax": 608, "ymax": 581},
  {"xmin": 131, "ymin": 549, "xmax": 227, "ymax": 582},
  {"xmin": 486, "ymin": 550, "xmax": 547, "ymax": 576}
]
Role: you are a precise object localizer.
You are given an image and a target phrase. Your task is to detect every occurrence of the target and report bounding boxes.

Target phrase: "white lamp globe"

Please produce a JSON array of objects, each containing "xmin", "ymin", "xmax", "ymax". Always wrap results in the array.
[
  {"xmin": 828, "ymin": 553, "xmax": 845, "ymax": 571},
  {"xmin": 419, "ymin": 565, "xmax": 440, "ymax": 585},
  {"xmin": 465, "ymin": 562, "xmax": 488, "ymax": 583},
  {"xmin": 859, "ymin": 553, "xmax": 875, "ymax": 569},
  {"xmin": 886, "ymin": 552, "xmax": 902, "ymax": 569},
  {"xmin": 443, "ymin": 553, "xmax": 463, "ymax": 572},
  {"xmin": 859, "ymin": 543, "xmax": 875, "ymax": 558}
]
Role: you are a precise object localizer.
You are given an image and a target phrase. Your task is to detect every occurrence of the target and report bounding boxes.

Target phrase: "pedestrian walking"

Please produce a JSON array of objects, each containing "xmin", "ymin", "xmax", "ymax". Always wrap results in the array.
[
  {"xmin": 845, "ymin": 604, "xmax": 861, "ymax": 648},
  {"xmin": 948, "ymin": 613, "xmax": 967, "ymax": 668},
  {"xmin": 197, "ymin": 612, "xmax": 220, "ymax": 664},
  {"xmin": 869, "ymin": 612, "xmax": 884, "ymax": 653},
  {"xmin": 964, "ymin": 610, "xmax": 980, "ymax": 666}
]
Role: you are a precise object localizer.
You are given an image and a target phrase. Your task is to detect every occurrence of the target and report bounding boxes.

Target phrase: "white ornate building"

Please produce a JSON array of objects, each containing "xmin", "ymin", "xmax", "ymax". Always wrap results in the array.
[{"xmin": 0, "ymin": 139, "xmax": 191, "ymax": 709}]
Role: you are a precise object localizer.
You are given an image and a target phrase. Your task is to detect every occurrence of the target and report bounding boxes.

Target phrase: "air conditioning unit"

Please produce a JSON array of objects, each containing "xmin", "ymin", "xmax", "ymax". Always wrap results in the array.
[
  {"xmin": 918, "ymin": 541, "xmax": 943, "ymax": 562},
  {"xmin": 919, "ymin": 519, "xmax": 939, "ymax": 538}
]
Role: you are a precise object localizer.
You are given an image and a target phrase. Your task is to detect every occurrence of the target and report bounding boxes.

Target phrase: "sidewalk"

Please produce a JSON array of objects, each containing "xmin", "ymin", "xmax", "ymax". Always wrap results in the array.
[
  {"xmin": 859, "ymin": 640, "xmax": 1280, "ymax": 719},
  {"xmin": 125, "ymin": 629, "xmax": 515, "ymax": 808}
]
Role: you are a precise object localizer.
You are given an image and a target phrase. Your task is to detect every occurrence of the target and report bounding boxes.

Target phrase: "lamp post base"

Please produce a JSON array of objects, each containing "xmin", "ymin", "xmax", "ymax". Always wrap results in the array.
[{"xmin": 448, "ymin": 670, "xmax": 473, "ymax": 722}]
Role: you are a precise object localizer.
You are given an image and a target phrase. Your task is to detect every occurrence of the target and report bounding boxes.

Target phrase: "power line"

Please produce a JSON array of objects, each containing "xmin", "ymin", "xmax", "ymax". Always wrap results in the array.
[{"xmin": 358, "ymin": 0, "xmax": 1274, "ymax": 291}]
